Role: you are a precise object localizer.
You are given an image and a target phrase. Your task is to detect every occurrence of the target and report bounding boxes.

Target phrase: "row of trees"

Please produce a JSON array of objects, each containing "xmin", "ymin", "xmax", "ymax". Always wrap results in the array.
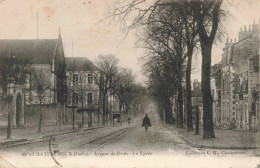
[
  {"xmin": 111, "ymin": 0, "xmax": 223, "ymax": 138},
  {"xmin": 91, "ymin": 55, "xmax": 145, "ymax": 126}
]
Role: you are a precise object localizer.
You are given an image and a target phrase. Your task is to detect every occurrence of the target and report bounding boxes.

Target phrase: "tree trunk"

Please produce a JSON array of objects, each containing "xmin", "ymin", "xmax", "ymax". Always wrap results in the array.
[
  {"xmin": 37, "ymin": 100, "xmax": 43, "ymax": 133},
  {"xmin": 119, "ymin": 100, "xmax": 122, "ymax": 114},
  {"xmin": 186, "ymin": 50, "xmax": 193, "ymax": 131},
  {"xmin": 59, "ymin": 104, "xmax": 62, "ymax": 130},
  {"xmin": 102, "ymin": 93, "xmax": 106, "ymax": 126},
  {"xmin": 201, "ymin": 43, "xmax": 215, "ymax": 138},
  {"xmin": 195, "ymin": 105, "xmax": 200, "ymax": 135},
  {"xmin": 81, "ymin": 99, "xmax": 84, "ymax": 128},
  {"xmin": 176, "ymin": 99, "xmax": 179, "ymax": 127},
  {"xmin": 7, "ymin": 100, "xmax": 11, "ymax": 139},
  {"xmin": 157, "ymin": 102, "xmax": 163, "ymax": 121},
  {"xmin": 97, "ymin": 96, "xmax": 100, "ymax": 126},
  {"xmin": 72, "ymin": 106, "xmax": 75, "ymax": 130},
  {"xmin": 177, "ymin": 70, "xmax": 183, "ymax": 128},
  {"xmin": 110, "ymin": 94, "xmax": 112, "ymax": 125},
  {"xmin": 165, "ymin": 99, "xmax": 174, "ymax": 124},
  {"xmin": 106, "ymin": 95, "xmax": 109, "ymax": 125},
  {"xmin": 126, "ymin": 103, "xmax": 129, "ymax": 117}
]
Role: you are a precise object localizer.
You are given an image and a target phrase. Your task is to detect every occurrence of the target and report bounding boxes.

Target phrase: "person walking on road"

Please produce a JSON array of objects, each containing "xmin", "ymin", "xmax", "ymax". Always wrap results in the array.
[
  {"xmin": 128, "ymin": 116, "xmax": 131, "ymax": 124},
  {"xmin": 142, "ymin": 114, "xmax": 151, "ymax": 132}
]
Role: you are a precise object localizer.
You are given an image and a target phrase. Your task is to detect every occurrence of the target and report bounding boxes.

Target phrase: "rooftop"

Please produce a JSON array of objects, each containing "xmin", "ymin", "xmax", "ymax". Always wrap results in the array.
[
  {"xmin": 65, "ymin": 57, "xmax": 98, "ymax": 71},
  {"xmin": 0, "ymin": 38, "xmax": 61, "ymax": 64}
]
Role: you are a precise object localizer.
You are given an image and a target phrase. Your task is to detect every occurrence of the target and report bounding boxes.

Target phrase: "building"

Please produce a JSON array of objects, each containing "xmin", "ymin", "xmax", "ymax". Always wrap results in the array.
[
  {"xmin": 0, "ymin": 32, "xmax": 66, "ymax": 127},
  {"xmin": 210, "ymin": 62, "xmax": 222, "ymax": 127},
  {"xmin": 221, "ymin": 21, "xmax": 259, "ymax": 130},
  {"xmin": 65, "ymin": 57, "xmax": 100, "ymax": 125},
  {"xmin": 191, "ymin": 79, "xmax": 203, "ymax": 124}
]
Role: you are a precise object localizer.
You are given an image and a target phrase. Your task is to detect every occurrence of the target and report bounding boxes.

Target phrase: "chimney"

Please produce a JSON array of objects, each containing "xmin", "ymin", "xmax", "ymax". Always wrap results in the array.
[
  {"xmin": 227, "ymin": 38, "xmax": 229, "ymax": 43},
  {"xmin": 249, "ymin": 25, "xmax": 251, "ymax": 31}
]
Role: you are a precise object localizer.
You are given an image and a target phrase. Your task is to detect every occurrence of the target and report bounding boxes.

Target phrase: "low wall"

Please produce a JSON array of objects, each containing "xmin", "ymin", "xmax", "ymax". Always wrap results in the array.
[
  {"xmin": 0, "ymin": 100, "xmax": 8, "ymax": 126},
  {"xmin": 24, "ymin": 104, "xmax": 57, "ymax": 127}
]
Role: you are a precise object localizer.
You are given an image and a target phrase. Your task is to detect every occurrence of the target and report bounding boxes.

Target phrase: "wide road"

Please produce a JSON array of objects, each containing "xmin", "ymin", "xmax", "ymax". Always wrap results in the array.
[{"xmin": 0, "ymin": 102, "xmax": 259, "ymax": 168}]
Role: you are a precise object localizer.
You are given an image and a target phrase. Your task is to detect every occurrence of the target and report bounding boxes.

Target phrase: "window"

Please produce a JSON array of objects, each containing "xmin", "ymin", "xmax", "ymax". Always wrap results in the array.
[
  {"xmin": 73, "ymin": 73, "xmax": 78, "ymax": 85},
  {"xmin": 26, "ymin": 73, "xmax": 31, "ymax": 89},
  {"xmin": 88, "ymin": 73, "xmax": 93, "ymax": 84},
  {"xmin": 72, "ymin": 93, "xmax": 78, "ymax": 104},
  {"xmin": 87, "ymin": 93, "xmax": 93, "ymax": 105}
]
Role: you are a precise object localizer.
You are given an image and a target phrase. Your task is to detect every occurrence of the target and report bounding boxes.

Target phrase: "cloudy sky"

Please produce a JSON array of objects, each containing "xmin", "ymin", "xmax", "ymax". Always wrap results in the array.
[{"xmin": 0, "ymin": 0, "xmax": 259, "ymax": 84}]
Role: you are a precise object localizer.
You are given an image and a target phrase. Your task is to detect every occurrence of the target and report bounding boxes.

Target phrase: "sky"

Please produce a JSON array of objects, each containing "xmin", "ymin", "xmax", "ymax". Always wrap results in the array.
[{"xmin": 0, "ymin": 0, "xmax": 259, "ymax": 84}]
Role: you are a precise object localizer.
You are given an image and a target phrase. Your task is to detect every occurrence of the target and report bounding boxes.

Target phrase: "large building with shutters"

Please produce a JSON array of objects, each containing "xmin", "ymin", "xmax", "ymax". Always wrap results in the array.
[
  {"xmin": 221, "ymin": 21, "xmax": 259, "ymax": 130},
  {"xmin": 65, "ymin": 57, "xmax": 100, "ymax": 126}
]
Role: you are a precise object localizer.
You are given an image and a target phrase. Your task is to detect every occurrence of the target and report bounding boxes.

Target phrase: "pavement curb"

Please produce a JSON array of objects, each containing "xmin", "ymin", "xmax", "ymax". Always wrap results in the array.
[
  {"xmin": 162, "ymin": 123, "xmax": 260, "ymax": 150},
  {"xmin": 178, "ymin": 133, "xmax": 260, "ymax": 150},
  {"xmin": 0, "ymin": 125, "xmax": 108, "ymax": 149}
]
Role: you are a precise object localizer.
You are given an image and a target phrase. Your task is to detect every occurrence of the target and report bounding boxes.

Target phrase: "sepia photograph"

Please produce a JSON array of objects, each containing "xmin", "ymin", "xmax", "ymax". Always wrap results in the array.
[{"xmin": 0, "ymin": 0, "xmax": 259, "ymax": 167}]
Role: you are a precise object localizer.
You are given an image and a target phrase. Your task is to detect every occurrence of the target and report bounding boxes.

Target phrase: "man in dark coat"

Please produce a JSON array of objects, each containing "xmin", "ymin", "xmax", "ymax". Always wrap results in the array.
[{"xmin": 142, "ymin": 114, "xmax": 151, "ymax": 132}]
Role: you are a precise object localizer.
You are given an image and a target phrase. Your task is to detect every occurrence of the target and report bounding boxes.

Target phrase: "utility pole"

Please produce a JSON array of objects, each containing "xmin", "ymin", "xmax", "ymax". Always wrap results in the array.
[
  {"xmin": 81, "ymin": 95, "xmax": 84, "ymax": 128},
  {"xmin": 6, "ymin": 78, "xmax": 14, "ymax": 139},
  {"xmin": 36, "ymin": 12, "xmax": 39, "ymax": 39}
]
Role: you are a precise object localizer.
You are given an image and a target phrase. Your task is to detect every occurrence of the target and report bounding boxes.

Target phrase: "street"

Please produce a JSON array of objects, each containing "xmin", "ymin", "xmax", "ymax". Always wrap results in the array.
[{"xmin": 0, "ymin": 102, "xmax": 258, "ymax": 168}]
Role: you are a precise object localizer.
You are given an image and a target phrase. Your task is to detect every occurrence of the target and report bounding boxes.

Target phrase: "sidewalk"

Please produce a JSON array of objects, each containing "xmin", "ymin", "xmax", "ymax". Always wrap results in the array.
[
  {"xmin": 0, "ymin": 124, "xmax": 104, "ymax": 148},
  {"xmin": 164, "ymin": 124, "xmax": 260, "ymax": 149}
]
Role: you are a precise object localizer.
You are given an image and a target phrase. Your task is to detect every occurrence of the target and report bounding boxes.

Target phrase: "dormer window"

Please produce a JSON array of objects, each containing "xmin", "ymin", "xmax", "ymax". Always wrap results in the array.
[
  {"xmin": 73, "ymin": 73, "xmax": 78, "ymax": 85},
  {"xmin": 88, "ymin": 73, "xmax": 93, "ymax": 84},
  {"xmin": 26, "ymin": 73, "xmax": 31, "ymax": 89}
]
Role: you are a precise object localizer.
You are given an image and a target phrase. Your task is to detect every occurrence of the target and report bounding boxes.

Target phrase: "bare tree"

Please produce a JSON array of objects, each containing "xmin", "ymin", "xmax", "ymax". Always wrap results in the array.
[
  {"xmin": 112, "ymin": 68, "xmax": 134, "ymax": 115},
  {"xmin": 30, "ymin": 66, "xmax": 52, "ymax": 133},
  {"xmin": 139, "ymin": 3, "xmax": 189, "ymax": 127},
  {"xmin": 193, "ymin": 0, "xmax": 223, "ymax": 138},
  {"xmin": 181, "ymin": 1, "xmax": 199, "ymax": 131},
  {"xmin": 91, "ymin": 55, "xmax": 121, "ymax": 125},
  {"xmin": 145, "ymin": 59, "xmax": 176, "ymax": 124},
  {"xmin": 110, "ymin": 0, "xmax": 225, "ymax": 137}
]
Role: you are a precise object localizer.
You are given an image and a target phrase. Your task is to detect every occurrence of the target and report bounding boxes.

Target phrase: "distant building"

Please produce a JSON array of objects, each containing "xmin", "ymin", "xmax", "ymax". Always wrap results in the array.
[
  {"xmin": 210, "ymin": 62, "xmax": 222, "ymax": 127},
  {"xmin": 191, "ymin": 79, "xmax": 203, "ymax": 123},
  {"xmin": 221, "ymin": 21, "xmax": 259, "ymax": 130},
  {"xmin": 65, "ymin": 57, "xmax": 100, "ymax": 124}
]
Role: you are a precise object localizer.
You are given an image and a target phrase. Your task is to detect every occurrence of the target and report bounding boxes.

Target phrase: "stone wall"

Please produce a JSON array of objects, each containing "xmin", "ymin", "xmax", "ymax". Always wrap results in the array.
[{"xmin": 24, "ymin": 104, "xmax": 57, "ymax": 127}]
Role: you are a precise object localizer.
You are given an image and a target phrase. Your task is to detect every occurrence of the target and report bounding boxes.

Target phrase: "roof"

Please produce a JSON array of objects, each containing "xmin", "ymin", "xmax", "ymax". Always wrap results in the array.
[
  {"xmin": 253, "ymin": 55, "xmax": 259, "ymax": 66},
  {"xmin": 65, "ymin": 57, "xmax": 99, "ymax": 71},
  {"xmin": 229, "ymin": 31, "xmax": 258, "ymax": 64},
  {"xmin": 0, "ymin": 39, "xmax": 59, "ymax": 64},
  {"xmin": 192, "ymin": 89, "xmax": 202, "ymax": 97},
  {"xmin": 211, "ymin": 62, "xmax": 222, "ymax": 76}
]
